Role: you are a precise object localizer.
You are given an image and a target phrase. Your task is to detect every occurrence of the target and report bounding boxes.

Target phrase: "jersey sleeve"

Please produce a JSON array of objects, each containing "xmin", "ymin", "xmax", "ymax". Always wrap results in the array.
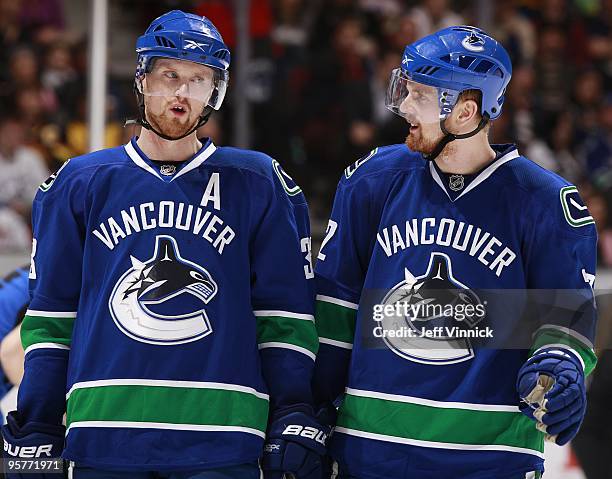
[
  {"xmin": 312, "ymin": 176, "xmax": 373, "ymax": 407},
  {"xmin": 18, "ymin": 162, "xmax": 88, "ymax": 425},
  {"xmin": 525, "ymin": 184, "xmax": 598, "ymax": 375},
  {"xmin": 250, "ymin": 160, "xmax": 318, "ymax": 411}
]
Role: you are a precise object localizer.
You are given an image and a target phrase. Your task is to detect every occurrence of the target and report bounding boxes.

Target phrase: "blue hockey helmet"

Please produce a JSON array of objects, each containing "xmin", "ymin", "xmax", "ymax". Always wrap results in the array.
[
  {"xmin": 132, "ymin": 10, "xmax": 231, "ymax": 140},
  {"xmin": 386, "ymin": 25, "xmax": 511, "ymax": 121},
  {"xmin": 385, "ymin": 26, "xmax": 512, "ymax": 160}
]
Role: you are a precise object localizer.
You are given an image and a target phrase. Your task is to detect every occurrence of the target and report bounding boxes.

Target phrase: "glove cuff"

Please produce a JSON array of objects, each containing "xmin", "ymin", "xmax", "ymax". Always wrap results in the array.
[{"xmin": 529, "ymin": 346, "xmax": 584, "ymax": 374}]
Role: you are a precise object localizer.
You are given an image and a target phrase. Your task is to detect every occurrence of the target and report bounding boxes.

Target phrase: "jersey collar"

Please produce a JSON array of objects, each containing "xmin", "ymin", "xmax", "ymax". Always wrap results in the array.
[
  {"xmin": 124, "ymin": 137, "xmax": 217, "ymax": 182},
  {"xmin": 429, "ymin": 144, "xmax": 519, "ymax": 202}
]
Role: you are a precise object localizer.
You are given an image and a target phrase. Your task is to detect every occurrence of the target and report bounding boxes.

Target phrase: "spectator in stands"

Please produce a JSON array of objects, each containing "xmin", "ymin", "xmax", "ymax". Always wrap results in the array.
[
  {"xmin": 505, "ymin": 64, "xmax": 536, "ymax": 149},
  {"xmin": 490, "ymin": 0, "xmax": 536, "ymax": 64},
  {"xmin": 585, "ymin": 191, "xmax": 612, "ymax": 267},
  {"xmin": 572, "ymin": 68, "xmax": 606, "ymax": 140},
  {"xmin": 409, "ymin": 0, "xmax": 463, "ymax": 38},
  {"xmin": 527, "ymin": 111, "xmax": 583, "ymax": 182},
  {"xmin": 385, "ymin": 13, "xmax": 418, "ymax": 54},
  {"xmin": 0, "ymin": 116, "xmax": 49, "ymax": 219},
  {"xmin": 585, "ymin": 0, "xmax": 611, "ymax": 91},
  {"xmin": 580, "ymin": 95, "xmax": 612, "ymax": 190},
  {"xmin": 10, "ymin": 46, "xmax": 58, "ymax": 112},
  {"xmin": 533, "ymin": 25, "xmax": 574, "ymax": 123},
  {"xmin": 533, "ymin": 0, "xmax": 590, "ymax": 67},
  {"xmin": 0, "ymin": 0, "xmax": 31, "ymax": 98},
  {"xmin": 41, "ymin": 43, "xmax": 77, "ymax": 116}
]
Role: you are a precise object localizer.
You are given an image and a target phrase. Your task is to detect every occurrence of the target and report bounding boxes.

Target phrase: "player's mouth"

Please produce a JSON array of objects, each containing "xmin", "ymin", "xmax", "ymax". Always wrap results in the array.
[
  {"xmin": 169, "ymin": 104, "xmax": 189, "ymax": 117},
  {"xmin": 409, "ymin": 123, "xmax": 420, "ymax": 134}
]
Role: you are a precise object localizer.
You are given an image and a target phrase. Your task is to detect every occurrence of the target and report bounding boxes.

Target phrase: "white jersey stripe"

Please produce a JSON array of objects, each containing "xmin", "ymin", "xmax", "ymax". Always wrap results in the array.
[
  {"xmin": 319, "ymin": 337, "xmax": 353, "ymax": 350},
  {"xmin": 26, "ymin": 310, "xmax": 77, "ymax": 318},
  {"xmin": 253, "ymin": 310, "xmax": 315, "ymax": 321},
  {"xmin": 67, "ymin": 421, "xmax": 265, "ymax": 439},
  {"xmin": 316, "ymin": 295, "xmax": 359, "ymax": 310},
  {"xmin": 334, "ymin": 427, "xmax": 545, "ymax": 459},
  {"xmin": 258, "ymin": 342, "xmax": 316, "ymax": 361},
  {"xmin": 346, "ymin": 388, "xmax": 520, "ymax": 412},
  {"xmin": 24, "ymin": 343, "xmax": 70, "ymax": 356}
]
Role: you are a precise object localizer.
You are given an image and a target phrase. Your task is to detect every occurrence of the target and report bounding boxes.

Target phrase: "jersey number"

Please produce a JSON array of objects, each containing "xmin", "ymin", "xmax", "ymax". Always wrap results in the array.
[
  {"xmin": 317, "ymin": 220, "xmax": 338, "ymax": 261},
  {"xmin": 301, "ymin": 237, "xmax": 314, "ymax": 279},
  {"xmin": 29, "ymin": 238, "xmax": 37, "ymax": 280}
]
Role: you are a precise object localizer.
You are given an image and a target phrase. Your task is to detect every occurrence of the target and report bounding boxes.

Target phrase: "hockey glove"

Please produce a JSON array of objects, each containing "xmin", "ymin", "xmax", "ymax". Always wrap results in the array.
[
  {"xmin": 516, "ymin": 348, "xmax": 586, "ymax": 445},
  {"xmin": 262, "ymin": 404, "xmax": 331, "ymax": 479},
  {"xmin": 2, "ymin": 410, "xmax": 65, "ymax": 478}
]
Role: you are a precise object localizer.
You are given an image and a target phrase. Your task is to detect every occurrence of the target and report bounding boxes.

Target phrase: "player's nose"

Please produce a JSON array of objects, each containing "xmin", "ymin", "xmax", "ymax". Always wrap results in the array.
[
  {"xmin": 399, "ymin": 97, "xmax": 415, "ymax": 119},
  {"xmin": 174, "ymin": 82, "xmax": 190, "ymax": 98}
]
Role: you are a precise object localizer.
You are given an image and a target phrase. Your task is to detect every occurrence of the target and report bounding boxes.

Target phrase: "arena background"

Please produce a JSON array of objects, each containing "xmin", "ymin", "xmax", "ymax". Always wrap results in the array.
[{"xmin": 0, "ymin": 0, "xmax": 610, "ymax": 477}]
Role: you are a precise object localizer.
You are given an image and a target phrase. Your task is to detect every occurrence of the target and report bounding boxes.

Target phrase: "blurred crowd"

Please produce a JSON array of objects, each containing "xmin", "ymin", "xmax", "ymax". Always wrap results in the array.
[{"xmin": 0, "ymin": 0, "xmax": 611, "ymax": 262}]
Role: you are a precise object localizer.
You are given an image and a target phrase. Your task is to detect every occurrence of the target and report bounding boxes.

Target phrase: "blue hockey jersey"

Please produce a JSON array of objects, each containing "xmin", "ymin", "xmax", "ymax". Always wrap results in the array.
[
  {"xmin": 313, "ymin": 144, "xmax": 598, "ymax": 479},
  {"xmin": 18, "ymin": 138, "xmax": 318, "ymax": 471}
]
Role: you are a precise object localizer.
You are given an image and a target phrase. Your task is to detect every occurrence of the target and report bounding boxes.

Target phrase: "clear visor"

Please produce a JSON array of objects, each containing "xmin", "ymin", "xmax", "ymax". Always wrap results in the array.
[
  {"xmin": 385, "ymin": 68, "xmax": 461, "ymax": 126},
  {"xmin": 136, "ymin": 60, "xmax": 228, "ymax": 110}
]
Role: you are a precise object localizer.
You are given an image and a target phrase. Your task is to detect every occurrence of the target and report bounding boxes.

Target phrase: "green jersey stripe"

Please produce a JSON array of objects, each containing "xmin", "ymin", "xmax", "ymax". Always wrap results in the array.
[
  {"xmin": 256, "ymin": 315, "xmax": 318, "ymax": 355},
  {"xmin": 21, "ymin": 314, "xmax": 75, "ymax": 350},
  {"xmin": 66, "ymin": 384, "xmax": 269, "ymax": 433},
  {"xmin": 337, "ymin": 392, "xmax": 544, "ymax": 453},
  {"xmin": 534, "ymin": 324, "xmax": 593, "ymax": 349},
  {"xmin": 530, "ymin": 328, "xmax": 597, "ymax": 375},
  {"xmin": 315, "ymin": 299, "xmax": 357, "ymax": 344},
  {"xmin": 66, "ymin": 379, "xmax": 269, "ymax": 400}
]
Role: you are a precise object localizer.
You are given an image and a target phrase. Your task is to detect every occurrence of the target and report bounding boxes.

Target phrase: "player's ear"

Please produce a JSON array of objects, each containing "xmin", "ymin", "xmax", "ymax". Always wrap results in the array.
[{"xmin": 454, "ymin": 99, "xmax": 479, "ymax": 128}]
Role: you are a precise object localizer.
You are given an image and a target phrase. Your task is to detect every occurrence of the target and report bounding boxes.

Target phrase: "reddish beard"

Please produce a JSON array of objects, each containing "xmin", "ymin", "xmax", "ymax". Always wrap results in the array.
[
  {"xmin": 147, "ymin": 109, "xmax": 200, "ymax": 139},
  {"xmin": 405, "ymin": 125, "xmax": 441, "ymax": 155},
  {"xmin": 144, "ymin": 97, "xmax": 205, "ymax": 139}
]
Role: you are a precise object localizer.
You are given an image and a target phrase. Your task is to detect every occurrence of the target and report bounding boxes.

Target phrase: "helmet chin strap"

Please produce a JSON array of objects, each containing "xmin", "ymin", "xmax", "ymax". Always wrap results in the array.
[{"xmin": 423, "ymin": 113, "xmax": 490, "ymax": 161}]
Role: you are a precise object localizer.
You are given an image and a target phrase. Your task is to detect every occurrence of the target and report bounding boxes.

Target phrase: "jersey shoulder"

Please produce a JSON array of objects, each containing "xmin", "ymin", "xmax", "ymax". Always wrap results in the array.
[
  {"xmin": 211, "ymin": 146, "xmax": 305, "ymax": 202},
  {"xmin": 341, "ymin": 144, "xmax": 426, "ymax": 186},
  {"xmin": 499, "ymin": 151, "xmax": 595, "ymax": 235},
  {"xmin": 38, "ymin": 146, "xmax": 127, "ymax": 196}
]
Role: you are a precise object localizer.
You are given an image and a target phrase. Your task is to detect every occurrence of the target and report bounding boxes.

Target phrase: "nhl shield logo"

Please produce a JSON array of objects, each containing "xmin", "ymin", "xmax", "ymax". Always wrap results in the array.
[
  {"xmin": 160, "ymin": 164, "xmax": 176, "ymax": 176},
  {"xmin": 449, "ymin": 174, "xmax": 464, "ymax": 191},
  {"xmin": 379, "ymin": 252, "xmax": 484, "ymax": 365},
  {"xmin": 109, "ymin": 235, "xmax": 218, "ymax": 345}
]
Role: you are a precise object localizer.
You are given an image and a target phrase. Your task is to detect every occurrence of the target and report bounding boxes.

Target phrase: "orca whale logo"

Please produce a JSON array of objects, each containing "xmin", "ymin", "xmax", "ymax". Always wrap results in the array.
[
  {"xmin": 109, "ymin": 235, "xmax": 218, "ymax": 345},
  {"xmin": 461, "ymin": 32, "xmax": 486, "ymax": 52},
  {"xmin": 379, "ymin": 252, "xmax": 484, "ymax": 365}
]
